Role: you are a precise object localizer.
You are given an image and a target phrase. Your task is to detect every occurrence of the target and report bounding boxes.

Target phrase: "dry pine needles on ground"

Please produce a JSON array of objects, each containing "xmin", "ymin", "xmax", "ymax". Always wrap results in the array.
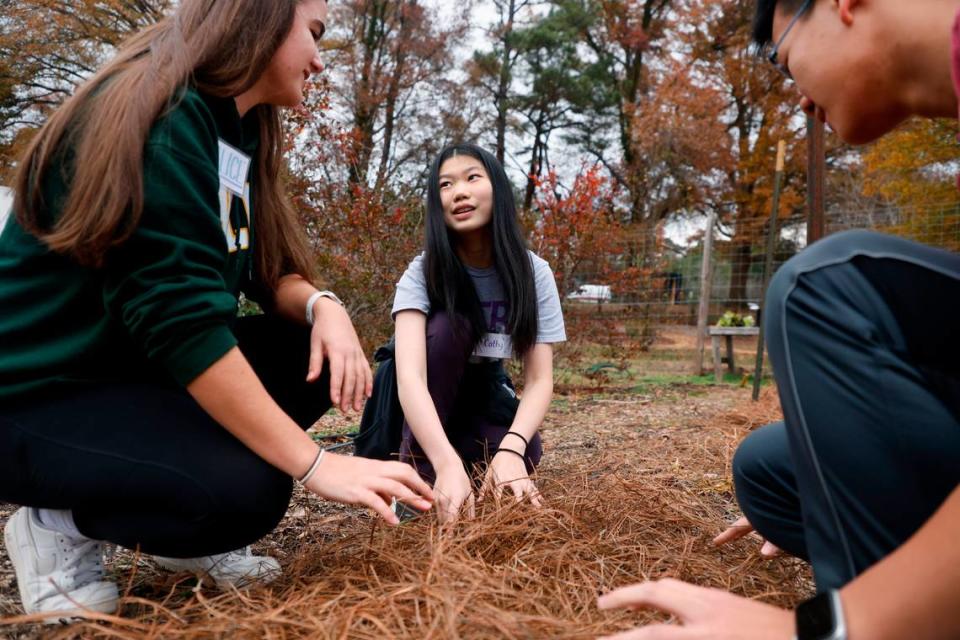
[{"xmin": 0, "ymin": 387, "xmax": 809, "ymax": 639}]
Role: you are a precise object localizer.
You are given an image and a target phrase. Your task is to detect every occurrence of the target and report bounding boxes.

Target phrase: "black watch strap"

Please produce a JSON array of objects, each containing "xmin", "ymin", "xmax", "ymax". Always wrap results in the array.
[{"xmin": 795, "ymin": 590, "xmax": 847, "ymax": 640}]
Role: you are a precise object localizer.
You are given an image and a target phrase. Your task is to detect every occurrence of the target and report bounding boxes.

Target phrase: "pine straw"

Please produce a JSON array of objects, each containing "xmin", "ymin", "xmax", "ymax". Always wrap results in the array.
[{"xmin": 4, "ymin": 388, "xmax": 809, "ymax": 639}]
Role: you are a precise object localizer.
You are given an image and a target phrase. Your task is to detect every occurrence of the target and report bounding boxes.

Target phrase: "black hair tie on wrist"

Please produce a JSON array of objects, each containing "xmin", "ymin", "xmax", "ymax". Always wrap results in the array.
[
  {"xmin": 494, "ymin": 447, "xmax": 528, "ymax": 463},
  {"xmin": 502, "ymin": 431, "xmax": 529, "ymax": 451}
]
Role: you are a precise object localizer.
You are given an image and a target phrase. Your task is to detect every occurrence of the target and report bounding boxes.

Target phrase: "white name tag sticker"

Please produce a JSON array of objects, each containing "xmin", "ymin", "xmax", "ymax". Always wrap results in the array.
[
  {"xmin": 218, "ymin": 140, "xmax": 251, "ymax": 196},
  {"xmin": 473, "ymin": 332, "xmax": 513, "ymax": 359}
]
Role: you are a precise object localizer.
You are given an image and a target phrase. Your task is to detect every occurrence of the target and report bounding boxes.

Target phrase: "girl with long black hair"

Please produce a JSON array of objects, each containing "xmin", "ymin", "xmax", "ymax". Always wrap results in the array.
[{"xmin": 391, "ymin": 143, "xmax": 566, "ymax": 522}]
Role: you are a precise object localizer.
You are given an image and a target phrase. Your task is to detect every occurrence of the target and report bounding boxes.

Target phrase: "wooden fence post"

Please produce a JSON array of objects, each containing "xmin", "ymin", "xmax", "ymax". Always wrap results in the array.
[
  {"xmin": 752, "ymin": 140, "xmax": 787, "ymax": 400},
  {"xmin": 694, "ymin": 210, "xmax": 717, "ymax": 375},
  {"xmin": 807, "ymin": 116, "xmax": 826, "ymax": 243}
]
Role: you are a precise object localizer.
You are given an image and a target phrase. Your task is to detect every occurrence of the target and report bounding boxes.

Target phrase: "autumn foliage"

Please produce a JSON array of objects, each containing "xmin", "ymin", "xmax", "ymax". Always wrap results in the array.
[
  {"xmin": 0, "ymin": 0, "xmax": 956, "ymax": 345},
  {"xmin": 282, "ymin": 88, "xmax": 422, "ymax": 352},
  {"xmin": 861, "ymin": 118, "xmax": 960, "ymax": 251},
  {"xmin": 0, "ymin": 0, "xmax": 169, "ymax": 177},
  {"xmin": 529, "ymin": 167, "xmax": 624, "ymax": 298}
]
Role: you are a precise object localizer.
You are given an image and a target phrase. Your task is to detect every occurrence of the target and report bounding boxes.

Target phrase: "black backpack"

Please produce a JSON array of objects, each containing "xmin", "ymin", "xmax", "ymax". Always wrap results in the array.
[
  {"xmin": 354, "ymin": 338, "xmax": 403, "ymax": 460},
  {"xmin": 354, "ymin": 337, "xmax": 522, "ymax": 461}
]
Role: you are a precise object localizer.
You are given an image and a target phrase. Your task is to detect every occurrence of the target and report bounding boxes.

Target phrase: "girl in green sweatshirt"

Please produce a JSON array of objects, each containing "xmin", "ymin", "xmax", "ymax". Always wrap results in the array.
[{"xmin": 0, "ymin": 0, "xmax": 433, "ymax": 622}]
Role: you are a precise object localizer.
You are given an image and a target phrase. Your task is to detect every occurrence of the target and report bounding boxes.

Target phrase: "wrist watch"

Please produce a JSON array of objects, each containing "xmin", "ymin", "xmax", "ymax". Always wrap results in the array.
[
  {"xmin": 795, "ymin": 590, "xmax": 847, "ymax": 640},
  {"xmin": 305, "ymin": 290, "xmax": 344, "ymax": 326}
]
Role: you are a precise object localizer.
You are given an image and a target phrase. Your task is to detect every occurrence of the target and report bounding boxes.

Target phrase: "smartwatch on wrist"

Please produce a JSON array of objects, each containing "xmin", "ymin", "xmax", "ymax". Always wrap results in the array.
[
  {"xmin": 795, "ymin": 590, "xmax": 847, "ymax": 640},
  {"xmin": 305, "ymin": 290, "xmax": 344, "ymax": 326}
]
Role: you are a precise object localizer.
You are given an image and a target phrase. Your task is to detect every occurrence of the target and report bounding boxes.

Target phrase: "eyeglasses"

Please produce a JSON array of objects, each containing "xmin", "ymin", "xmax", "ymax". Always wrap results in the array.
[{"xmin": 766, "ymin": 0, "xmax": 813, "ymax": 81}]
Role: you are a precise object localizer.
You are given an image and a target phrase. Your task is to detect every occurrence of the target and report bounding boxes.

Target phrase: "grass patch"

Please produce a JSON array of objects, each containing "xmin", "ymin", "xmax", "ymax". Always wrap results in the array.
[
  {"xmin": 628, "ymin": 372, "xmax": 773, "ymax": 394},
  {"xmin": 310, "ymin": 416, "xmax": 358, "ymax": 441}
]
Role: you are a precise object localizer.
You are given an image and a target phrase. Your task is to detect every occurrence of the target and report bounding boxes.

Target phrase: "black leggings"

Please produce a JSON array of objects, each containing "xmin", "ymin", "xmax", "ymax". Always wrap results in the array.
[{"xmin": 0, "ymin": 315, "xmax": 331, "ymax": 557}]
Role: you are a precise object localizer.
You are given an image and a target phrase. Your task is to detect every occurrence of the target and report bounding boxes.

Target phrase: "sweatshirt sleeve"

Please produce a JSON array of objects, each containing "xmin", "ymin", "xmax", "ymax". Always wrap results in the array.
[{"xmin": 102, "ymin": 92, "xmax": 238, "ymax": 386}]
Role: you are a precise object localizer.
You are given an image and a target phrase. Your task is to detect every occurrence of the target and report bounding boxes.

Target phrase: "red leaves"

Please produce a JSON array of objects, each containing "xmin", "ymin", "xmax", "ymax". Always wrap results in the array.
[
  {"xmin": 530, "ymin": 166, "xmax": 624, "ymax": 297},
  {"xmin": 295, "ymin": 171, "xmax": 423, "ymax": 351}
]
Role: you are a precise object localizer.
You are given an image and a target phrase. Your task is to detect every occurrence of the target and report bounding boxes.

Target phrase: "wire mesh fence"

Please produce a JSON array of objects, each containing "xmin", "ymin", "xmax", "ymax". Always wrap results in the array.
[{"xmin": 558, "ymin": 202, "xmax": 960, "ymax": 381}]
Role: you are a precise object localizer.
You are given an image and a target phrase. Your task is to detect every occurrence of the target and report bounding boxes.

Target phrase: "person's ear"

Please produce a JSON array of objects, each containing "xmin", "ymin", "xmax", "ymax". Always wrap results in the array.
[{"xmin": 835, "ymin": 0, "xmax": 862, "ymax": 27}]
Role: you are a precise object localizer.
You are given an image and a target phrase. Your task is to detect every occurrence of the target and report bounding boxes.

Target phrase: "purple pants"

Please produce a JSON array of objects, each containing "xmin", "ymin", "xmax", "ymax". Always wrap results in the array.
[{"xmin": 399, "ymin": 312, "xmax": 543, "ymax": 482}]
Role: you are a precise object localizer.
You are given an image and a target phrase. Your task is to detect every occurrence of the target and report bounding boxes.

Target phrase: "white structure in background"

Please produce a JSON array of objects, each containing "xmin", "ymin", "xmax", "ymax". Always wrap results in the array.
[
  {"xmin": 0, "ymin": 186, "xmax": 12, "ymax": 233},
  {"xmin": 567, "ymin": 284, "xmax": 612, "ymax": 303}
]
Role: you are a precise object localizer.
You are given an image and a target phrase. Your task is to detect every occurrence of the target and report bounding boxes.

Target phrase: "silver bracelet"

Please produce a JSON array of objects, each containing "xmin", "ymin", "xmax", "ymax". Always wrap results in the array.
[
  {"xmin": 305, "ymin": 290, "xmax": 344, "ymax": 326},
  {"xmin": 297, "ymin": 447, "xmax": 325, "ymax": 485}
]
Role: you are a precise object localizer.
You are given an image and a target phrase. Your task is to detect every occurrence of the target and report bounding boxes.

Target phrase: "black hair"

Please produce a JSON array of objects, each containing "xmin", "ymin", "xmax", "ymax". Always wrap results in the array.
[
  {"xmin": 753, "ymin": 0, "xmax": 810, "ymax": 47},
  {"xmin": 424, "ymin": 143, "xmax": 538, "ymax": 358}
]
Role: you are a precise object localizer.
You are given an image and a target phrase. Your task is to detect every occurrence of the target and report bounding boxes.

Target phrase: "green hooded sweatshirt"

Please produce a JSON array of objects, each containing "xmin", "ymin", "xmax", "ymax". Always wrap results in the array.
[{"xmin": 0, "ymin": 87, "xmax": 262, "ymax": 401}]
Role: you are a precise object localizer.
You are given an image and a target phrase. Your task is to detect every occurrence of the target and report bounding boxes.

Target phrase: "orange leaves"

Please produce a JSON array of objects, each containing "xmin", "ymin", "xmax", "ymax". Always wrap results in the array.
[
  {"xmin": 0, "ymin": 0, "xmax": 169, "ymax": 171},
  {"xmin": 628, "ymin": 62, "xmax": 734, "ymax": 188},
  {"xmin": 860, "ymin": 117, "xmax": 960, "ymax": 251},
  {"xmin": 671, "ymin": 0, "xmax": 807, "ymax": 246},
  {"xmin": 862, "ymin": 118, "xmax": 959, "ymax": 207},
  {"xmin": 598, "ymin": 0, "xmax": 650, "ymax": 51}
]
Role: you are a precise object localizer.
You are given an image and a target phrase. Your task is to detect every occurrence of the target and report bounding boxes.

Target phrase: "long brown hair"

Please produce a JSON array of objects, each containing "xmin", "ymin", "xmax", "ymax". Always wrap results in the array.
[{"xmin": 13, "ymin": 0, "xmax": 316, "ymax": 289}]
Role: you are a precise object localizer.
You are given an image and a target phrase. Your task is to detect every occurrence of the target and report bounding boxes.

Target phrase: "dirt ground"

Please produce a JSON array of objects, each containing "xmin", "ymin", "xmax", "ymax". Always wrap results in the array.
[{"xmin": 0, "ymin": 382, "xmax": 810, "ymax": 639}]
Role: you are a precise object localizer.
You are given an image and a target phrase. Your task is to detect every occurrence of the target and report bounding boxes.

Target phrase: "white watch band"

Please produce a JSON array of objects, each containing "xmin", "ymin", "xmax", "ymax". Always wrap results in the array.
[{"xmin": 305, "ymin": 290, "xmax": 343, "ymax": 325}]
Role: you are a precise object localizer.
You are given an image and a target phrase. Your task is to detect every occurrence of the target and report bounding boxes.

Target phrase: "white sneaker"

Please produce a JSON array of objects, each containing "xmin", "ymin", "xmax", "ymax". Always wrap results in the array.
[
  {"xmin": 3, "ymin": 507, "xmax": 118, "ymax": 623},
  {"xmin": 152, "ymin": 547, "xmax": 281, "ymax": 589}
]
